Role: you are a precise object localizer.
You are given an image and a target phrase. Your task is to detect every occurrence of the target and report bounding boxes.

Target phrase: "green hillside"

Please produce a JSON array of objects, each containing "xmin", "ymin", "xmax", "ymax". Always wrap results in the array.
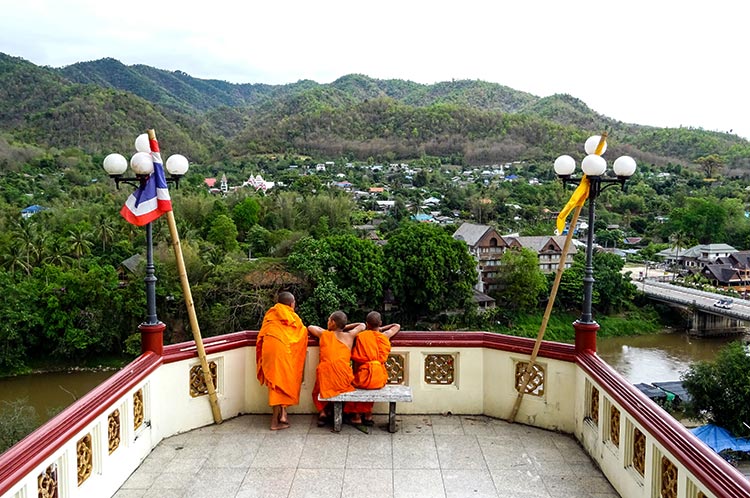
[{"xmin": 1, "ymin": 52, "xmax": 749, "ymax": 169}]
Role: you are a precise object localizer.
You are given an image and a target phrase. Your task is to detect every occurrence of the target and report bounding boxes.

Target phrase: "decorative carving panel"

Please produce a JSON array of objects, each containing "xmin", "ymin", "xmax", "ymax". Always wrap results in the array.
[
  {"xmin": 77, "ymin": 433, "xmax": 93, "ymax": 486},
  {"xmin": 514, "ymin": 361, "xmax": 545, "ymax": 396},
  {"xmin": 108, "ymin": 409, "xmax": 120, "ymax": 454},
  {"xmin": 37, "ymin": 463, "xmax": 58, "ymax": 498},
  {"xmin": 610, "ymin": 405, "xmax": 620, "ymax": 447},
  {"xmin": 190, "ymin": 361, "xmax": 218, "ymax": 397},
  {"xmin": 133, "ymin": 388, "xmax": 144, "ymax": 430},
  {"xmin": 633, "ymin": 427, "xmax": 645, "ymax": 476},
  {"xmin": 590, "ymin": 386, "xmax": 599, "ymax": 424},
  {"xmin": 424, "ymin": 354, "xmax": 455, "ymax": 385},
  {"xmin": 385, "ymin": 354, "xmax": 405, "ymax": 384},
  {"xmin": 661, "ymin": 456, "xmax": 678, "ymax": 498}
]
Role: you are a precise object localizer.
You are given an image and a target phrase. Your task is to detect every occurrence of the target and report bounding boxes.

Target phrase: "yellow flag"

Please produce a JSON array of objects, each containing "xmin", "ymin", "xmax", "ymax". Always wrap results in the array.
[
  {"xmin": 555, "ymin": 132, "xmax": 607, "ymax": 235},
  {"xmin": 556, "ymin": 175, "xmax": 589, "ymax": 235}
]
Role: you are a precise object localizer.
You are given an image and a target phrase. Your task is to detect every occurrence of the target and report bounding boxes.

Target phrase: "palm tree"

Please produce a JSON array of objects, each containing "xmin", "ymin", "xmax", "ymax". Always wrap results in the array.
[
  {"xmin": 95, "ymin": 214, "xmax": 117, "ymax": 253},
  {"xmin": 67, "ymin": 226, "xmax": 93, "ymax": 261},
  {"xmin": 670, "ymin": 231, "xmax": 689, "ymax": 281},
  {"xmin": 8, "ymin": 219, "xmax": 35, "ymax": 275}
]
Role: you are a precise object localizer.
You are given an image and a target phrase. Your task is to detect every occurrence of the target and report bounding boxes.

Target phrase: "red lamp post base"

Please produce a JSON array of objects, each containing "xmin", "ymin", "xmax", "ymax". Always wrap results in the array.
[
  {"xmin": 138, "ymin": 322, "xmax": 165, "ymax": 356},
  {"xmin": 573, "ymin": 320, "xmax": 599, "ymax": 354}
]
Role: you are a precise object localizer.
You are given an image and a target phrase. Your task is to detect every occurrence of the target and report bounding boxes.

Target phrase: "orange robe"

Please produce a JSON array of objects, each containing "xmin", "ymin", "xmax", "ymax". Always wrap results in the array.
[
  {"xmin": 256, "ymin": 303, "xmax": 308, "ymax": 406},
  {"xmin": 312, "ymin": 330, "xmax": 355, "ymax": 412},
  {"xmin": 345, "ymin": 329, "xmax": 391, "ymax": 414}
]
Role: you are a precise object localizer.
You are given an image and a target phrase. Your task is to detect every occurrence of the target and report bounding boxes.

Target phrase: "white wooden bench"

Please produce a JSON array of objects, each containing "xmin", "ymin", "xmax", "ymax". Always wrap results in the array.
[{"xmin": 318, "ymin": 384, "xmax": 413, "ymax": 433}]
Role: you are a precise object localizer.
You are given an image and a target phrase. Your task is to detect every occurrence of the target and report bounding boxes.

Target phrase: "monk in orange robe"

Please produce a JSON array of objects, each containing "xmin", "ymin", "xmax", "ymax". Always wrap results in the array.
[
  {"xmin": 345, "ymin": 311, "xmax": 401, "ymax": 425},
  {"xmin": 256, "ymin": 291, "xmax": 308, "ymax": 430},
  {"xmin": 308, "ymin": 311, "xmax": 365, "ymax": 425}
]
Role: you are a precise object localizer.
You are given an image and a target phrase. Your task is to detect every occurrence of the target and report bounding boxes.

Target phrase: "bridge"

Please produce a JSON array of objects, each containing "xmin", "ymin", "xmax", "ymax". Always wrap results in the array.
[{"xmin": 639, "ymin": 278, "xmax": 749, "ymax": 335}]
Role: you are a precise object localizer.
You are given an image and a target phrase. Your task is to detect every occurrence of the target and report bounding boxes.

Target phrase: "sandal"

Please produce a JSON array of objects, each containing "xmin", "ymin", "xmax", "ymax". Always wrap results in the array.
[
  {"xmin": 362, "ymin": 418, "xmax": 375, "ymax": 427},
  {"xmin": 317, "ymin": 414, "xmax": 329, "ymax": 427},
  {"xmin": 347, "ymin": 420, "xmax": 370, "ymax": 434}
]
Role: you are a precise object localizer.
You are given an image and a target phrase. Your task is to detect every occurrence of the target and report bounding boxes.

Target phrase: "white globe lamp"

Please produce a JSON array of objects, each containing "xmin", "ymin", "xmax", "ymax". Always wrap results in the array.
[
  {"xmin": 581, "ymin": 154, "xmax": 607, "ymax": 176},
  {"xmin": 103, "ymin": 153, "xmax": 128, "ymax": 176}
]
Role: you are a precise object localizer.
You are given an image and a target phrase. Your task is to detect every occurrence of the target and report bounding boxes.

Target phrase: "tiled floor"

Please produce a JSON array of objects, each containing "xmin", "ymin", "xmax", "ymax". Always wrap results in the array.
[{"xmin": 115, "ymin": 414, "xmax": 620, "ymax": 498}]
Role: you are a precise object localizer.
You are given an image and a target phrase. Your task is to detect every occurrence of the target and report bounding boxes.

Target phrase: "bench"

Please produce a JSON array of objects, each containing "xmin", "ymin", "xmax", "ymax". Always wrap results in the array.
[{"xmin": 318, "ymin": 384, "xmax": 413, "ymax": 433}]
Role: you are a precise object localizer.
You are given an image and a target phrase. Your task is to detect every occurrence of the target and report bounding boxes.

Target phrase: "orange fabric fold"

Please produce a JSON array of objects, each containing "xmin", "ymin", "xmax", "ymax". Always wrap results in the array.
[
  {"xmin": 256, "ymin": 303, "xmax": 308, "ymax": 406},
  {"xmin": 345, "ymin": 330, "xmax": 392, "ymax": 415},
  {"xmin": 351, "ymin": 330, "xmax": 391, "ymax": 389},
  {"xmin": 313, "ymin": 331, "xmax": 355, "ymax": 411}
]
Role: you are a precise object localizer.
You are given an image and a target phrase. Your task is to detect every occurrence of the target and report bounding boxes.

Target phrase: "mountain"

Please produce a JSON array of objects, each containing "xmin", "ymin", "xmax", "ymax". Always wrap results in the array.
[{"xmin": 1, "ymin": 52, "xmax": 749, "ymax": 169}]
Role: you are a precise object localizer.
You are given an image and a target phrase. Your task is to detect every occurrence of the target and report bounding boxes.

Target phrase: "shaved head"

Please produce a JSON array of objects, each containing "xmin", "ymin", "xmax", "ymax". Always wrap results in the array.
[
  {"xmin": 277, "ymin": 291, "xmax": 295, "ymax": 307},
  {"xmin": 366, "ymin": 311, "xmax": 382, "ymax": 328},
  {"xmin": 329, "ymin": 311, "xmax": 347, "ymax": 330}
]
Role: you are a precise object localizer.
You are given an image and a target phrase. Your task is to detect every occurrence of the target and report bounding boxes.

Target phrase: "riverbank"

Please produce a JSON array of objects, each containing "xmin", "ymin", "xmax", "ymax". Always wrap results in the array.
[
  {"xmin": 1, "ymin": 355, "xmax": 129, "ymax": 379},
  {"xmin": 490, "ymin": 307, "xmax": 665, "ymax": 342}
]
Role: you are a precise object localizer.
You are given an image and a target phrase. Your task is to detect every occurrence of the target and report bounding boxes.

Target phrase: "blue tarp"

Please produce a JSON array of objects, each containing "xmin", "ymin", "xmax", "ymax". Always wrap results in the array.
[{"xmin": 691, "ymin": 424, "xmax": 750, "ymax": 453}]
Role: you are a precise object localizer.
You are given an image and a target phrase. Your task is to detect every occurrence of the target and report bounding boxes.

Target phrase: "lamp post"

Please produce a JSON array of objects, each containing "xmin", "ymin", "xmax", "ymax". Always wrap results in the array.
[
  {"xmin": 554, "ymin": 135, "xmax": 636, "ymax": 352},
  {"xmin": 102, "ymin": 134, "xmax": 189, "ymax": 353}
]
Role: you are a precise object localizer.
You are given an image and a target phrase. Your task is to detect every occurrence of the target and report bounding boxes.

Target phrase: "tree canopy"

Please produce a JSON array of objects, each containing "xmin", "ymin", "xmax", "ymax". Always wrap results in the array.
[
  {"xmin": 682, "ymin": 341, "xmax": 750, "ymax": 437},
  {"xmin": 383, "ymin": 223, "xmax": 476, "ymax": 321}
]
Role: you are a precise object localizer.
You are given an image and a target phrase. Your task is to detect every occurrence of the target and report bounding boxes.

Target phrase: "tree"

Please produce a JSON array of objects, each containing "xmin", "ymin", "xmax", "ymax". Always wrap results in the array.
[
  {"xmin": 557, "ymin": 250, "xmax": 637, "ymax": 314},
  {"xmin": 695, "ymin": 154, "xmax": 724, "ymax": 179},
  {"xmin": 494, "ymin": 248, "xmax": 548, "ymax": 312},
  {"xmin": 682, "ymin": 342, "xmax": 750, "ymax": 437},
  {"xmin": 231, "ymin": 196, "xmax": 260, "ymax": 240},
  {"xmin": 383, "ymin": 223, "xmax": 476, "ymax": 320},
  {"xmin": 206, "ymin": 214, "xmax": 239, "ymax": 253},
  {"xmin": 287, "ymin": 235, "xmax": 385, "ymax": 322},
  {"xmin": 667, "ymin": 198, "xmax": 726, "ymax": 245}
]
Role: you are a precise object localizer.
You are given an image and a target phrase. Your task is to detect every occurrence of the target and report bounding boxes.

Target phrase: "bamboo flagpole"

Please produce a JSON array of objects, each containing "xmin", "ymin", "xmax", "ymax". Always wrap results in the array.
[
  {"xmin": 508, "ymin": 133, "xmax": 607, "ymax": 423},
  {"xmin": 148, "ymin": 129, "xmax": 223, "ymax": 424},
  {"xmin": 508, "ymin": 203, "xmax": 582, "ymax": 422}
]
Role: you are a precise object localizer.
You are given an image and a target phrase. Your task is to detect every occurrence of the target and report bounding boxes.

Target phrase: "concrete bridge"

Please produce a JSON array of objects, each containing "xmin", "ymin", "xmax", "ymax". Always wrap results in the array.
[{"xmin": 639, "ymin": 279, "xmax": 749, "ymax": 336}]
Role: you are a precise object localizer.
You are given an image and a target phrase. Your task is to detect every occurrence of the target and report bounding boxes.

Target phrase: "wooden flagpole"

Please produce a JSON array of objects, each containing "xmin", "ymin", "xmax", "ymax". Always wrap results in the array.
[
  {"xmin": 508, "ymin": 203, "xmax": 582, "ymax": 422},
  {"xmin": 149, "ymin": 129, "xmax": 223, "ymax": 424},
  {"xmin": 509, "ymin": 133, "xmax": 607, "ymax": 422}
]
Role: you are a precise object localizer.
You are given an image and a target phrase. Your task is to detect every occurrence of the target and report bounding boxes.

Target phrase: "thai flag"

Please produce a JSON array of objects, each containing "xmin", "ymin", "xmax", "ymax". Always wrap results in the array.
[{"xmin": 120, "ymin": 136, "xmax": 172, "ymax": 226}]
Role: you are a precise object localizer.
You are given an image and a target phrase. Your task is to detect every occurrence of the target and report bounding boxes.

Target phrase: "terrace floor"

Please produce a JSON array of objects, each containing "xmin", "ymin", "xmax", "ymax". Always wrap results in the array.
[{"xmin": 114, "ymin": 413, "xmax": 620, "ymax": 498}]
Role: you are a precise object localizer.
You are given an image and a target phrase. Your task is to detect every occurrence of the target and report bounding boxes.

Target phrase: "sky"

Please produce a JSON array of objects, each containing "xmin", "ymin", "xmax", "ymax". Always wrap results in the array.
[{"xmin": 2, "ymin": 0, "xmax": 749, "ymax": 139}]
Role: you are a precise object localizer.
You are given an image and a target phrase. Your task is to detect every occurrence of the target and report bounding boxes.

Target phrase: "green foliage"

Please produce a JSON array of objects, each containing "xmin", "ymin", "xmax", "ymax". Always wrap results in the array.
[
  {"xmin": 206, "ymin": 214, "xmax": 239, "ymax": 253},
  {"xmin": 287, "ymin": 235, "xmax": 384, "ymax": 324},
  {"xmin": 666, "ymin": 197, "xmax": 728, "ymax": 245},
  {"xmin": 557, "ymin": 251, "xmax": 637, "ymax": 314},
  {"xmin": 682, "ymin": 342, "xmax": 750, "ymax": 437},
  {"xmin": 231, "ymin": 196, "xmax": 260, "ymax": 240},
  {"xmin": 494, "ymin": 248, "xmax": 548, "ymax": 312},
  {"xmin": 383, "ymin": 223, "xmax": 476, "ymax": 320}
]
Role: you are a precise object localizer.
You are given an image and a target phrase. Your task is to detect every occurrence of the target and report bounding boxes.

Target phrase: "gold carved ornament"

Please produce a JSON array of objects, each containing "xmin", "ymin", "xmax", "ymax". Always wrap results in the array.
[{"xmin": 76, "ymin": 433, "xmax": 93, "ymax": 486}]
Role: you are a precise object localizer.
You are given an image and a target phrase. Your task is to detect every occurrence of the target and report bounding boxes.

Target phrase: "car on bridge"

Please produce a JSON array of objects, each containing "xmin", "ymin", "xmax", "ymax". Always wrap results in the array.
[{"xmin": 713, "ymin": 297, "xmax": 734, "ymax": 309}]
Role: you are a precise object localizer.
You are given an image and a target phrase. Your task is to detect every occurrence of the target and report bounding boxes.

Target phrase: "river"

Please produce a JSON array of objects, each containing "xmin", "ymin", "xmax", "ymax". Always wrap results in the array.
[
  {"xmin": 597, "ymin": 331, "xmax": 748, "ymax": 384},
  {"xmin": 0, "ymin": 370, "xmax": 115, "ymax": 428}
]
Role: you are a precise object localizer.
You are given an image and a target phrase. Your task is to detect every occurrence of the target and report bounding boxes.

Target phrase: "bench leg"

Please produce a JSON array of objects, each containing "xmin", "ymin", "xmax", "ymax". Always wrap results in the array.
[
  {"xmin": 388, "ymin": 402, "xmax": 397, "ymax": 433},
  {"xmin": 333, "ymin": 402, "xmax": 343, "ymax": 433}
]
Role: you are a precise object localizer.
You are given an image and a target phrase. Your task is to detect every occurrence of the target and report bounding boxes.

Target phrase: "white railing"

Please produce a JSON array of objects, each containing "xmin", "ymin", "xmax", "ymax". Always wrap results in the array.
[{"xmin": 1, "ymin": 330, "xmax": 747, "ymax": 498}]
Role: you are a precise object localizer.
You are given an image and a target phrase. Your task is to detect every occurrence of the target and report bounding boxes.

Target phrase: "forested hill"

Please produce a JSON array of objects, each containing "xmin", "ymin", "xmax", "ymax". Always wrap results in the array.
[{"xmin": 2, "ymin": 52, "xmax": 750, "ymax": 170}]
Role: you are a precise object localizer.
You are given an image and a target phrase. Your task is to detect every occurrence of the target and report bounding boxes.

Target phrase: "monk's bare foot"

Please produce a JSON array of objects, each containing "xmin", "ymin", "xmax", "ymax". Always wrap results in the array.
[
  {"xmin": 270, "ymin": 422, "xmax": 290, "ymax": 431},
  {"xmin": 279, "ymin": 407, "xmax": 289, "ymax": 425}
]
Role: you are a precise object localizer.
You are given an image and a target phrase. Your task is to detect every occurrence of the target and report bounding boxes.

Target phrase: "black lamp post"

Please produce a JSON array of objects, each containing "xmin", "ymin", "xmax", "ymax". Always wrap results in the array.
[
  {"xmin": 102, "ymin": 134, "xmax": 188, "ymax": 332},
  {"xmin": 554, "ymin": 135, "xmax": 636, "ymax": 351}
]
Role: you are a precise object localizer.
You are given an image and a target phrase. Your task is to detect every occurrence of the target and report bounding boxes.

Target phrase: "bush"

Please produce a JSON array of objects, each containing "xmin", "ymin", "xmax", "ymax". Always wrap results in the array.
[{"xmin": 682, "ymin": 341, "xmax": 750, "ymax": 437}]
